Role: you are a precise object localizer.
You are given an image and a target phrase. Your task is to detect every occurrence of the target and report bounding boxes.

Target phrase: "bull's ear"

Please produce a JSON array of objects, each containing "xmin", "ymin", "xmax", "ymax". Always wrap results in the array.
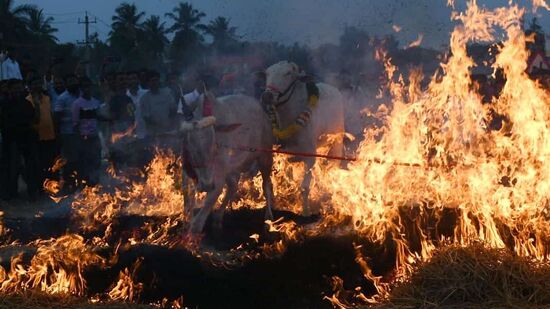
[{"xmin": 255, "ymin": 70, "xmax": 266, "ymax": 80}]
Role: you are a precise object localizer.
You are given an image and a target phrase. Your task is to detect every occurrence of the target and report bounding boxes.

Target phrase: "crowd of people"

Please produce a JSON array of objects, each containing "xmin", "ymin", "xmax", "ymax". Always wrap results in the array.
[{"xmin": 0, "ymin": 51, "xmax": 254, "ymax": 202}]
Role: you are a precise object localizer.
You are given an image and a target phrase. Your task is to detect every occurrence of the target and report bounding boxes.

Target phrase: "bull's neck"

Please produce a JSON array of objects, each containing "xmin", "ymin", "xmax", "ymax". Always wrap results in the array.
[{"xmin": 275, "ymin": 82, "xmax": 308, "ymax": 127}]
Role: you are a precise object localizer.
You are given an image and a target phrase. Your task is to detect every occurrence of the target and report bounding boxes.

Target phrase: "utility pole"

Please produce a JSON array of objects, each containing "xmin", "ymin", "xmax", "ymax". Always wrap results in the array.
[{"xmin": 78, "ymin": 11, "xmax": 96, "ymax": 77}]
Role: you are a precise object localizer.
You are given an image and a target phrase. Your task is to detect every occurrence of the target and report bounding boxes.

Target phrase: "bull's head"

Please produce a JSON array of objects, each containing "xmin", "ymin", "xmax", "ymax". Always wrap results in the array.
[
  {"xmin": 262, "ymin": 61, "xmax": 301, "ymax": 106},
  {"xmin": 180, "ymin": 92, "xmax": 217, "ymax": 192}
]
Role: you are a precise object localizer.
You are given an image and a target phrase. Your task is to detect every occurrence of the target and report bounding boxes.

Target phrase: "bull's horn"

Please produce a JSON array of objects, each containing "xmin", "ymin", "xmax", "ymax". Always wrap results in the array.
[
  {"xmin": 197, "ymin": 116, "xmax": 216, "ymax": 129},
  {"xmin": 179, "ymin": 116, "xmax": 217, "ymax": 132}
]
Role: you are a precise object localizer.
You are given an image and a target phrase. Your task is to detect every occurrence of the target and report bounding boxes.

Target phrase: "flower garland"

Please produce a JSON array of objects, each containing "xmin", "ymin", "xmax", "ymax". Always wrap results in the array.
[{"xmin": 271, "ymin": 81, "xmax": 319, "ymax": 140}]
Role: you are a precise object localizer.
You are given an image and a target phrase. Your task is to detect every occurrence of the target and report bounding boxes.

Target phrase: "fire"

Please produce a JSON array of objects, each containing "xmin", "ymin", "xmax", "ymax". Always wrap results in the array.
[
  {"xmin": 0, "ymin": 1, "xmax": 548, "ymax": 307},
  {"xmin": 533, "ymin": 0, "xmax": 550, "ymax": 11},
  {"xmin": 111, "ymin": 123, "xmax": 136, "ymax": 144},
  {"xmin": 0, "ymin": 211, "xmax": 5, "ymax": 238},
  {"xmin": 108, "ymin": 257, "xmax": 144, "ymax": 302},
  {"xmin": 68, "ymin": 149, "xmax": 185, "ymax": 237},
  {"xmin": 311, "ymin": 0, "xmax": 550, "ymax": 290},
  {"xmin": 0, "ymin": 234, "xmax": 105, "ymax": 295},
  {"xmin": 407, "ymin": 33, "xmax": 424, "ymax": 48}
]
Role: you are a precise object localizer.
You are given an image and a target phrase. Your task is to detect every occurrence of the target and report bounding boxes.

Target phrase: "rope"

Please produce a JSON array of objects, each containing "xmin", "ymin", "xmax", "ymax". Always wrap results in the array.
[
  {"xmin": 218, "ymin": 143, "xmax": 357, "ymax": 161},
  {"xmin": 217, "ymin": 143, "xmax": 426, "ymax": 167}
]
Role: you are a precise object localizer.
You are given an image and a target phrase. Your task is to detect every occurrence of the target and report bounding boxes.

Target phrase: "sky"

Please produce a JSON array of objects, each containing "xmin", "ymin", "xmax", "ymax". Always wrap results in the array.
[{"xmin": 16, "ymin": 0, "xmax": 550, "ymax": 50}]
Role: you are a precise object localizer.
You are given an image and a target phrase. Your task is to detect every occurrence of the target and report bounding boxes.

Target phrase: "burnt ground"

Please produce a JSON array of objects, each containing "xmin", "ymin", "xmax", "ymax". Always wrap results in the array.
[{"xmin": 0, "ymin": 202, "xmax": 395, "ymax": 309}]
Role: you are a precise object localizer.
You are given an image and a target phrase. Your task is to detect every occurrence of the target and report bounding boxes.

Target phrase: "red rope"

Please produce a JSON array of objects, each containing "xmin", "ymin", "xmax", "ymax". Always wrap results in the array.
[
  {"xmin": 220, "ymin": 143, "xmax": 357, "ymax": 161},
  {"xmin": 219, "ymin": 143, "xmax": 425, "ymax": 167}
]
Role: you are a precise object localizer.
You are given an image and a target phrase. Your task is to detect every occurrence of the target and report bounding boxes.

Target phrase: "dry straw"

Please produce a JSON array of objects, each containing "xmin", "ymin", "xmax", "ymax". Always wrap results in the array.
[{"xmin": 375, "ymin": 244, "xmax": 550, "ymax": 308}]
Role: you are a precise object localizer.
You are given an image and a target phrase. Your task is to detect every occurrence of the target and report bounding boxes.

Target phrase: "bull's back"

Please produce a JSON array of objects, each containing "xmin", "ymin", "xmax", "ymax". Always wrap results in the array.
[
  {"xmin": 312, "ymin": 83, "xmax": 345, "ymax": 137},
  {"xmin": 214, "ymin": 94, "xmax": 273, "ymax": 152}
]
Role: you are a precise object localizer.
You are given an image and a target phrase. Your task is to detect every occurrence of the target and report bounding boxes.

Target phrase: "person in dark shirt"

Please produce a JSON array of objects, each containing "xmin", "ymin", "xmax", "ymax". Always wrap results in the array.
[
  {"xmin": 2, "ymin": 79, "xmax": 39, "ymax": 200},
  {"xmin": 27, "ymin": 76, "xmax": 57, "ymax": 190},
  {"xmin": 0, "ymin": 80, "xmax": 10, "ymax": 198},
  {"xmin": 108, "ymin": 72, "xmax": 135, "ymax": 135},
  {"xmin": 72, "ymin": 77, "xmax": 102, "ymax": 186}
]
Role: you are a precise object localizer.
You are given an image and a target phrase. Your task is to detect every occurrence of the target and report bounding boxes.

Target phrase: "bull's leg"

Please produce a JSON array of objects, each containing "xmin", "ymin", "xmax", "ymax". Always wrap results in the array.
[
  {"xmin": 182, "ymin": 176, "xmax": 196, "ymax": 221},
  {"xmin": 329, "ymin": 132, "xmax": 346, "ymax": 169},
  {"xmin": 259, "ymin": 155, "xmax": 274, "ymax": 221},
  {"xmin": 301, "ymin": 158, "xmax": 316, "ymax": 217},
  {"xmin": 190, "ymin": 185, "xmax": 223, "ymax": 234},
  {"xmin": 213, "ymin": 176, "xmax": 238, "ymax": 230},
  {"xmin": 328, "ymin": 133, "xmax": 345, "ymax": 158}
]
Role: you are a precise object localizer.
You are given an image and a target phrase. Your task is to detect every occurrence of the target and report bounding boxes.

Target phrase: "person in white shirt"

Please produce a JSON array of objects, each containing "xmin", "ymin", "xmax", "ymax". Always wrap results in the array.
[
  {"xmin": 0, "ymin": 50, "xmax": 23, "ymax": 81},
  {"xmin": 126, "ymin": 71, "xmax": 147, "ymax": 139}
]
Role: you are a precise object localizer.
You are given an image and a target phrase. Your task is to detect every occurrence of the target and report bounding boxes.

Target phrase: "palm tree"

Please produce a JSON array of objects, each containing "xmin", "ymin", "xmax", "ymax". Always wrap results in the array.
[
  {"xmin": 0, "ymin": 0, "xmax": 35, "ymax": 44},
  {"xmin": 109, "ymin": 2, "xmax": 145, "ymax": 54},
  {"xmin": 165, "ymin": 2, "xmax": 206, "ymax": 65},
  {"xmin": 165, "ymin": 2, "xmax": 206, "ymax": 35},
  {"xmin": 141, "ymin": 15, "xmax": 168, "ymax": 60},
  {"xmin": 204, "ymin": 17, "xmax": 238, "ymax": 52},
  {"xmin": 23, "ymin": 7, "xmax": 58, "ymax": 44}
]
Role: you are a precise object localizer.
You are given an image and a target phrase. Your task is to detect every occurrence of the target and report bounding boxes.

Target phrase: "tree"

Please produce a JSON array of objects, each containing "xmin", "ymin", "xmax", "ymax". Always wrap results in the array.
[
  {"xmin": 0, "ymin": 0, "xmax": 35, "ymax": 46},
  {"xmin": 142, "ymin": 15, "xmax": 168, "ymax": 55},
  {"xmin": 109, "ymin": 2, "xmax": 145, "ymax": 56},
  {"xmin": 165, "ymin": 2, "xmax": 206, "ymax": 66},
  {"xmin": 23, "ymin": 7, "xmax": 58, "ymax": 44},
  {"xmin": 141, "ymin": 15, "xmax": 168, "ymax": 66},
  {"xmin": 165, "ymin": 2, "xmax": 206, "ymax": 35},
  {"xmin": 204, "ymin": 16, "xmax": 239, "ymax": 52}
]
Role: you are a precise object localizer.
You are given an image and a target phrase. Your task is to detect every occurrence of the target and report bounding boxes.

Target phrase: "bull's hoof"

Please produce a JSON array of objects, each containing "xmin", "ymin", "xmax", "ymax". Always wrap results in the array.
[{"xmin": 180, "ymin": 232, "xmax": 203, "ymax": 251}]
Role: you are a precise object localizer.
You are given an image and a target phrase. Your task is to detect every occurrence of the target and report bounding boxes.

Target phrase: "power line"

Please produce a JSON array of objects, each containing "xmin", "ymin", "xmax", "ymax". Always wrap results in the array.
[
  {"xmin": 51, "ymin": 19, "xmax": 77, "ymax": 24},
  {"xmin": 45, "ymin": 11, "xmax": 84, "ymax": 16},
  {"xmin": 89, "ymin": 13, "xmax": 111, "ymax": 29}
]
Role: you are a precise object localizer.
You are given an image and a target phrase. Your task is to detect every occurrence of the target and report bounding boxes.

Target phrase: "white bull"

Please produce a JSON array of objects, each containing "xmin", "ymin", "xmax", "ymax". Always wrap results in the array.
[
  {"xmin": 262, "ymin": 61, "xmax": 345, "ymax": 216},
  {"xmin": 180, "ymin": 93, "xmax": 274, "ymax": 234}
]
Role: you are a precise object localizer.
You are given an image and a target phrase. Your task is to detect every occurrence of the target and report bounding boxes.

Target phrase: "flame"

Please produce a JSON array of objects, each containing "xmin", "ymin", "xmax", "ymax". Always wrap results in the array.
[
  {"xmin": 312, "ymin": 1, "xmax": 550, "ymax": 291},
  {"xmin": 0, "ymin": 234, "xmax": 105, "ymax": 295},
  {"xmin": 532, "ymin": 0, "xmax": 550, "ymax": 11},
  {"xmin": 2, "ymin": 1, "xmax": 550, "ymax": 307},
  {"xmin": 108, "ymin": 257, "xmax": 143, "ymax": 302},
  {"xmin": 0, "ymin": 211, "xmax": 5, "ymax": 238},
  {"xmin": 111, "ymin": 123, "xmax": 136, "ymax": 144},
  {"xmin": 407, "ymin": 33, "xmax": 424, "ymax": 48}
]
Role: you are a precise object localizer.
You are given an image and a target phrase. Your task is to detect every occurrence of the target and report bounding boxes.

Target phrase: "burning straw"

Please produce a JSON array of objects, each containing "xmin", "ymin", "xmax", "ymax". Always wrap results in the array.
[
  {"xmin": 374, "ymin": 244, "xmax": 550, "ymax": 308},
  {"xmin": 0, "ymin": 291, "xmax": 150, "ymax": 309}
]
